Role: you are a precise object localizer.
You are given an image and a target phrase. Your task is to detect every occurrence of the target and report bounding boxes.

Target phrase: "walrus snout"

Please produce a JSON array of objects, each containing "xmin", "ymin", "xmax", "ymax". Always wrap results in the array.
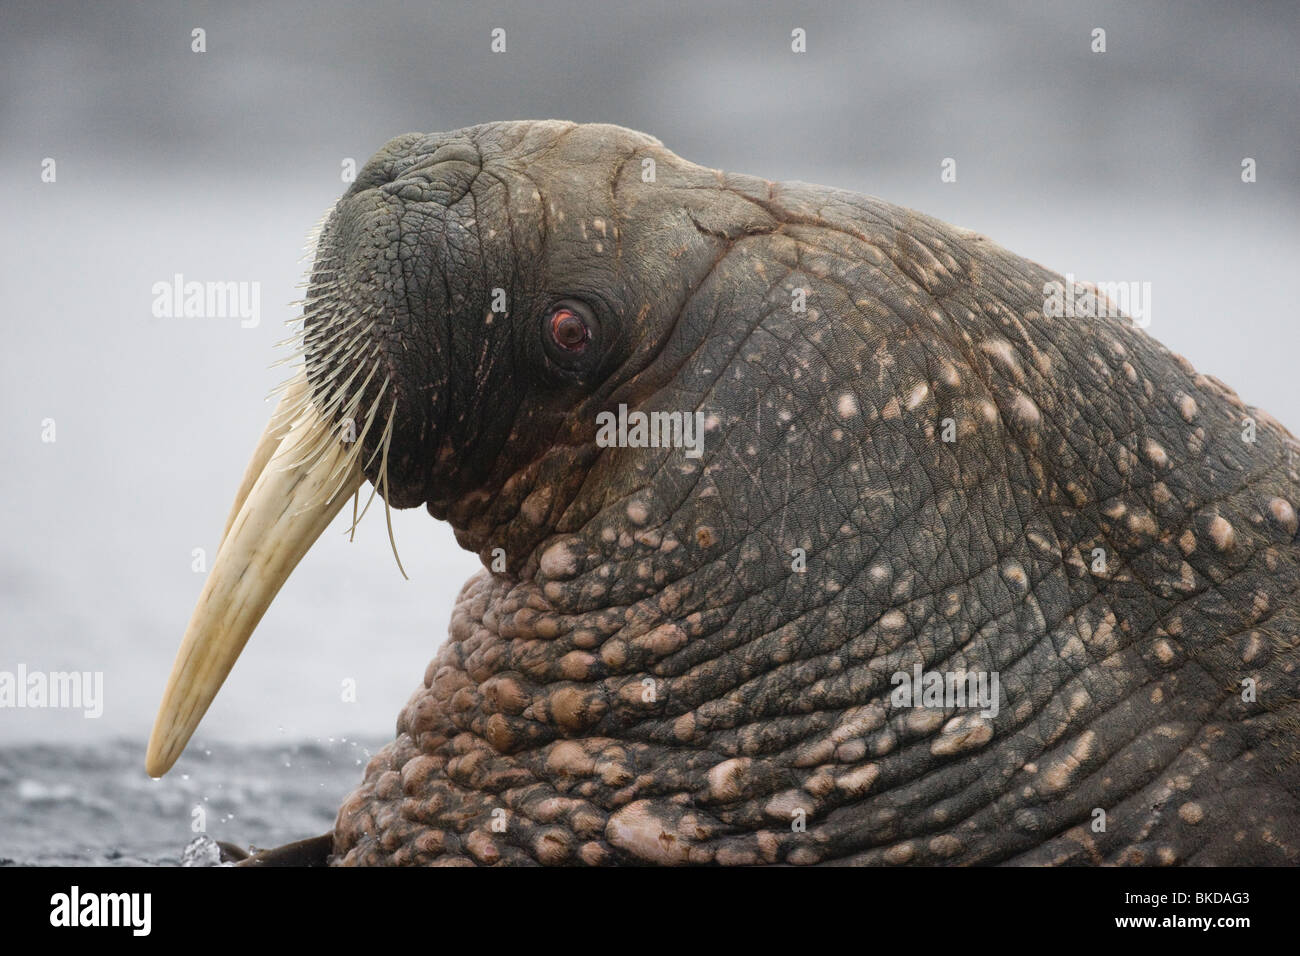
[{"xmin": 300, "ymin": 192, "xmax": 444, "ymax": 511}]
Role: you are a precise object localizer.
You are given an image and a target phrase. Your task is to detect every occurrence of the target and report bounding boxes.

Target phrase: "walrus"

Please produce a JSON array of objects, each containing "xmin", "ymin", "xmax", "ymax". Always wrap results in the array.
[{"xmin": 148, "ymin": 121, "xmax": 1300, "ymax": 865}]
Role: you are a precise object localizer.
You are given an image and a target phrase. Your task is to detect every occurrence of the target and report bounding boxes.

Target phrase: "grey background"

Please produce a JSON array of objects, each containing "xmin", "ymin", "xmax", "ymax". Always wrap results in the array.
[{"xmin": 2, "ymin": 1, "xmax": 1296, "ymax": 755}]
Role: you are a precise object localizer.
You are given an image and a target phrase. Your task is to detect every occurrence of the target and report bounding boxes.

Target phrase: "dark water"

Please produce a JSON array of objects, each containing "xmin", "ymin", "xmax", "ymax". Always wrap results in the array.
[{"xmin": 0, "ymin": 738, "xmax": 381, "ymax": 866}]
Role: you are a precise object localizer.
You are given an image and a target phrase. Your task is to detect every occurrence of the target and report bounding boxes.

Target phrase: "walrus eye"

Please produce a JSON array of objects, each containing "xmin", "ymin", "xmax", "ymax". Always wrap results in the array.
[
  {"xmin": 541, "ymin": 299, "xmax": 606, "ymax": 381},
  {"xmin": 548, "ymin": 304, "xmax": 592, "ymax": 353}
]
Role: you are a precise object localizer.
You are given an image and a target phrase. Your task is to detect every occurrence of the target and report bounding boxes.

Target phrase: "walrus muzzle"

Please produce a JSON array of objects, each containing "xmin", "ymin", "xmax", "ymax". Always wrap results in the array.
[{"xmin": 146, "ymin": 373, "xmax": 362, "ymax": 777}]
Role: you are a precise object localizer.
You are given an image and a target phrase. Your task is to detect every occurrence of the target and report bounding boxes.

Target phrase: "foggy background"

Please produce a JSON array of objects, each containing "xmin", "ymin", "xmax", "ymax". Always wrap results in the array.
[{"xmin": 2, "ymin": 1, "xmax": 1296, "ymax": 758}]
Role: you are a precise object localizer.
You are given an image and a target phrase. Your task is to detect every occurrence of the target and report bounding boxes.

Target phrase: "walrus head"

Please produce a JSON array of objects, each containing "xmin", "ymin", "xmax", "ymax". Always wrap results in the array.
[{"xmin": 146, "ymin": 120, "xmax": 766, "ymax": 775}]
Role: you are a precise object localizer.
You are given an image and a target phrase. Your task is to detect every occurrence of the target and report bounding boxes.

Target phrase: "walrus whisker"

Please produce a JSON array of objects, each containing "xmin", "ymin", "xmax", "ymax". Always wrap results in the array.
[
  {"xmin": 317, "ymin": 433, "xmax": 368, "ymax": 509},
  {"xmin": 345, "ymin": 467, "xmax": 384, "ymax": 535},
  {"xmin": 273, "ymin": 394, "xmax": 365, "ymax": 477},
  {"xmin": 269, "ymin": 351, "xmax": 304, "ymax": 370},
  {"xmin": 349, "ymin": 485, "xmax": 360, "ymax": 543},
  {"xmin": 296, "ymin": 208, "xmax": 332, "ymax": 265},
  {"xmin": 298, "ymin": 270, "xmax": 339, "ymax": 289},
  {"xmin": 323, "ymin": 372, "xmax": 391, "ymax": 519},
  {"xmin": 303, "ymin": 312, "xmax": 364, "ymax": 347},
  {"xmin": 318, "ymin": 364, "xmax": 385, "ymax": 500},
  {"xmin": 276, "ymin": 312, "xmax": 382, "ymax": 473},
  {"xmin": 307, "ymin": 335, "xmax": 375, "ymax": 397},
  {"xmin": 376, "ymin": 399, "xmax": 408, "ymax": 580},
  {"xmin": 344, "ymin": 381, "xmax": 395, "ymax": 537},
  {"xmin": 301, "ymin": 341, "xmax": 370, "ymax": 408},
  {"xmin": 311, "ymin": 330, "xmax": 374, "ymax": 383},
  {"xmin": 299, "ymin": 277, "xmax": 339, "ymax": 297},
  {"xmin": 301, "ymin": 305, "xmax": 365, "ymax": 343},
  {"xmin": 311, "ymin": 315, "xmax": 377, "ymax": 356},
  {"xmin": 299, "ymin": 319, "xmax": 373, "ymax": 370},
  {"xmin": 266, "ymin": 390, "xmax": 306, "ymax": 431},
  {"xmin": 309, "ymin": 357, "xmax": 381, "ymax": 433},
  {"xmin": 356, "ymin": 376, "xmax": 391, "ymax": 473},
  {"xmin": 266, "ymin": 370, "xmax": 308, "ymax": 403},
  {"xmin": 282, "ymin": 422, "xmax": 362, "ymax": 518},
  {"xmin": 277, "ymin": 424, "xmax": 344, "ymax": 479}
]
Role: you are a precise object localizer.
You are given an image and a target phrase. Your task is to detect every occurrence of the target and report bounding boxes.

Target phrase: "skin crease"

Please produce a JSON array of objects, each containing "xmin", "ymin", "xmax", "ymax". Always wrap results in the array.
[{"xmin": 278, "ymin": 120, "xmax": 1300, "ymax": 865}]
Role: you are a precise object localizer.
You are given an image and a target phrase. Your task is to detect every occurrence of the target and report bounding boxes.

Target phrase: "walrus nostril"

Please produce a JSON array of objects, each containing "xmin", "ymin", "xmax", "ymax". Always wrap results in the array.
[
  {"xmin": 375, "ymin": 141, "xmax": 483, "ymax": 192},
  {"xmin": 422, "ymin": 141, "xmax": 482, "ymax": 168}
]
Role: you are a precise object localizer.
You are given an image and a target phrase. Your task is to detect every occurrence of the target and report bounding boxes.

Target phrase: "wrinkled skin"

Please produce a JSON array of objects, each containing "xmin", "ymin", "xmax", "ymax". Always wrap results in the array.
[{"xmin": 304, "ymin": 121, "xmax": 1300, "ymax": 865}]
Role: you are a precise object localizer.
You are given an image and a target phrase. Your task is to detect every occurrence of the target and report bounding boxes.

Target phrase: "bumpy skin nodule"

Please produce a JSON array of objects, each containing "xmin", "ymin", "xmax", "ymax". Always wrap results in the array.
[{"xmin": 320, "ymin": 121, "xmax": 1300, "ymax": 865}]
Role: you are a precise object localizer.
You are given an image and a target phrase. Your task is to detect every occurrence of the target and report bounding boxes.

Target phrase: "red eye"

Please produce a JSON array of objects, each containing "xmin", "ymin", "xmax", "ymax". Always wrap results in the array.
[{"xmin": 550, "ymin": 307, "xmax": 590, "ymax": 352}]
